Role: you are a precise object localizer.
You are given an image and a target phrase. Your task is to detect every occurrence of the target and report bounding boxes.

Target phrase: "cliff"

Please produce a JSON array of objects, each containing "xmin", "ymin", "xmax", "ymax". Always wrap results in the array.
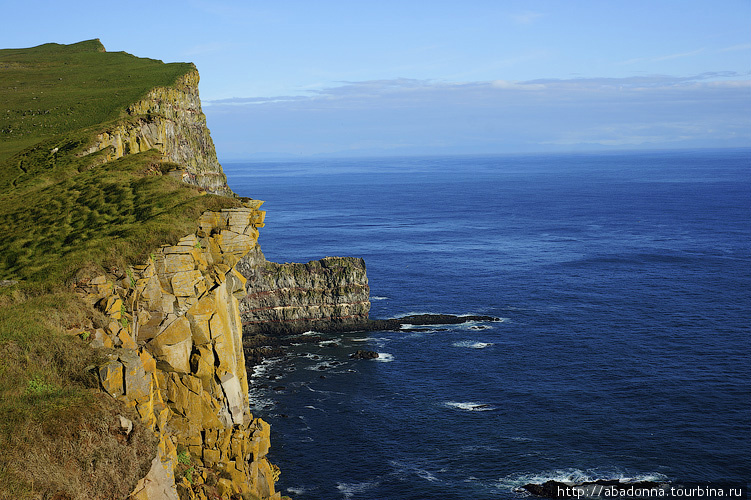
[
  {"xmin": 0, "ymin": 41, "xmax": 280, "ymax": 500},
  {"xmin": 79, "ymin": 69, "xmax": 232, "ymax": 196},
  {"xmin": 237, "ymin": 247, "xmax": 370, "ymax": 336},
  {"xmin": 76, "ymin": 206, "xmax": 279, "ymax": 500}
]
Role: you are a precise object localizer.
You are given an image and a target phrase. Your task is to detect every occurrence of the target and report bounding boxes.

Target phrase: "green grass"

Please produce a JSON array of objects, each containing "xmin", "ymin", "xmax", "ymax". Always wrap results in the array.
[
  {"xmin": 0, "ymin": 40, "xmax": 238, "ymax": 499},
  {"xmin": 0, "ymin": 39, "xmax": 193, "ymax": 165}
]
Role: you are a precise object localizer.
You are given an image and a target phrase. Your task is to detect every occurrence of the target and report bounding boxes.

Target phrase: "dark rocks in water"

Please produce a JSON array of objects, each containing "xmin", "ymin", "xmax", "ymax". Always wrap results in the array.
[
  {"xmin": 243, "ymin": 346, "xmax": 287, "ymax": 365},
  {"xmin": 400, "ymin": 326, "xmax": 448, "ymax": 332},
  {"xmin": 243, "ymin": 333, "xmax": 324, "ymax": 365},
  {"xmin": 366, "ymin": 314, "xmax": 500, "ymax": 332},
  {"xmin": 519, "ymin": 479, "xmax": 667, "ymax": 498},
  {"xmin": 350, "ymin": 350, "xmax": 379, "ymax": 360},
  {"xmin": 242, "ymin": 313, "xmax": 501, "ymax": 366},
  {"xmin": 398, "ymin": 314, "xmax": 500, "ymax": 325},
  {"xmin": 520, "ymin": 481, "xmax": 569, "ymax": 498}
]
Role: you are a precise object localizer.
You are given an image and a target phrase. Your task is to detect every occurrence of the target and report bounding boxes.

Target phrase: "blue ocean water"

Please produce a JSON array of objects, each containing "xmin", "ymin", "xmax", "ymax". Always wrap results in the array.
[{"xmin": 223, "ymin": 149, "xmax": 751, "ymax": 500}]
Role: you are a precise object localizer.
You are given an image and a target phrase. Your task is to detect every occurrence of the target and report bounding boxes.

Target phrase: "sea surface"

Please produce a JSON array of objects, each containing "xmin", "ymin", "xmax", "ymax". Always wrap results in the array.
[{"xmin": 223, "ymin": 149, "xmax": 751, "ymax": 500}]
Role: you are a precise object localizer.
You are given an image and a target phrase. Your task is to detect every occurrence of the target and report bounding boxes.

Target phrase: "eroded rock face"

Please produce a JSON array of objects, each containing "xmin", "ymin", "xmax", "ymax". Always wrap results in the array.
[
  {"xmin": 237, "ymin": 247, "xmax": 371, "ymax": 336},
  {"xmin": 79, "ymin": 69, "xmax": 232, "ymax": 196},
  {"xmin": 76, "ymin": 205, "xmax": 280, "ymax": 500}
]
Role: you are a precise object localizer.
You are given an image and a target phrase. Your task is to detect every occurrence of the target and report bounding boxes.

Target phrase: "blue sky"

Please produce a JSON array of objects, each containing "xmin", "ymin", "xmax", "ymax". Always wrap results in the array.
[{"xmin": 3, "ymin": 0, "xmax": 750, "ymax": 158}]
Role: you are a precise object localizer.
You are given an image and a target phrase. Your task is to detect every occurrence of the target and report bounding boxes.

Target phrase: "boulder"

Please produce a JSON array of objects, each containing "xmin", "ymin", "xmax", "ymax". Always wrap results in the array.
[
  {"xmin": 350, "ymin": 350, "xmax": 379, "ymax": 360},
  {"xmin": 99, "ymin": 360, "xmax": 124, "ymax": 398},
  {"xmin": 148, "ymin": 317, "xmax": 192, "ymax": 373}
]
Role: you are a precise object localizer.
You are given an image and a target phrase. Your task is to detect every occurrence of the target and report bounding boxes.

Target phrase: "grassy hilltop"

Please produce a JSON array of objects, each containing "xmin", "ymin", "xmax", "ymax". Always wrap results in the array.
[{"xmin": 0, "ymin": 40, "xmax": 241, "ymax": 498}]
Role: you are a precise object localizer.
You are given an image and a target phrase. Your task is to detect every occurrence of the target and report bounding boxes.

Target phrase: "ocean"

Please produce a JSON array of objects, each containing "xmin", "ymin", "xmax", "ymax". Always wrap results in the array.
[{"xmin": 222, "ymin": 149, "xmax": 751, "ymax": 500}]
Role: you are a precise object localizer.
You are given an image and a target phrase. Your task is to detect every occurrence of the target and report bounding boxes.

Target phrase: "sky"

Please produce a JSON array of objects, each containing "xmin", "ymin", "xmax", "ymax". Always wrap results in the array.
[{"xmin": 2, "ymin": 0, "xmax": 750, "ymax": 158}]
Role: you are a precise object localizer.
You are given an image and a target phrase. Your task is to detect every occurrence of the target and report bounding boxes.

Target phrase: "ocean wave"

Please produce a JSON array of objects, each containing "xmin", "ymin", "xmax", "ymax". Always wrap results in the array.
[
  {"xmin": 303, "ymin": 405, "xmax": 325, "ymax": 412},
  {"xmin": 497, "ymin": 468, "xmax": 670, "ymax": 490},
  {"xmin": 370, "ymin": 296, "xmax": 389, "ymax": 300},
  {"xmin": 305, "ymin": 385, "xmax": 346, "ymax": 395},
  {"xmin": 373, "ymin": 352, "xmax": 394, "ymax": 362},
  {"xmin": 250, "ymin": 357, "xmax": 284, "ymax": 379},
  {"xmin": 306, "ymin": 362, "xmax": 335, "ymax": 371},
  {"xmin": 389, "ymin": 459, "xmax": 442, "ymax": 483},
  {"xmin": 248, "ymin": 393, "xmax": 276, "ymax": 411},
  {"xmin": 337, "ymin": 480, "xmax": 379, "ymax": 499},
  {"xmin": 452, "ymin": 340, "xmax": 494, "ymax": 349},
  {"xmin": 349, "ymin": 336, "xmax": 391, "ymax": 343},
  {"xmin": 444, "ymin": 401, "xmax": 496, "ymax": 412}
]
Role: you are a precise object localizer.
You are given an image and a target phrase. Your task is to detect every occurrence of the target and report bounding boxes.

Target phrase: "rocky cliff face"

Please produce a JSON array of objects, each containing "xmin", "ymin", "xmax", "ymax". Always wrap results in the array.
[
  {"xmin": 79, "ymin": 69, "xmax": 232, "ymax": 196},
  {"xmin": 237, "ymin": 247, "xmax": 370, "ymax": 336},
  {"xmin": 76, "ymin": 205, "xmax": 280, "ymax": 500}
]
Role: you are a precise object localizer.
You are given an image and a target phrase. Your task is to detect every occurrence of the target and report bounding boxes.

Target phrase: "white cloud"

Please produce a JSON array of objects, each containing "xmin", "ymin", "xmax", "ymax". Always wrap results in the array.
[
  {"xmin": 491, "ymin": 80, "xmax": 546, "ymax": 90},
  {"xmin": 718, "ymin": 43, "xmax": 751, "ymax": 53},
  {"xmin": 205, "ymin": 73, "xmax": 751, "ymax": 157}
]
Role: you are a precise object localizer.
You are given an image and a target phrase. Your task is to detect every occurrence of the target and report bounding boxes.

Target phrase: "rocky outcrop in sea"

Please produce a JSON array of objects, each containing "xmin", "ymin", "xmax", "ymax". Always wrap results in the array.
[{"xmin": 237, "ymin": 247, "xmax": 370, "ymax": 336}]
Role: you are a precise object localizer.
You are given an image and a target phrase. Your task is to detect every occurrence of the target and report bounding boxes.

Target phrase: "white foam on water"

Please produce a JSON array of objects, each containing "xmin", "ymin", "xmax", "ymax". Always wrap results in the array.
[
  {"xmin": 318, "ymin": 338, "xmax": 341, "ymax": 347},
  {"xmin": 497, "ymin": 468, "xmax": 670, "ymax": 491},
  {"xmin": 349, "ymin": 336, "xmax": 391, "ymax": 344},
  {"xmin": 452, "ymin": 340, "xmax": 494, "ymax": 349},
  {"xmin": 444, "ymin": 401, "xmax": 496, "ymax": 412},
  {"xmin": 369, "ymin": 296, "xmax": 389, "ymax": 300},
  {"xmin": 373, "ymin": 352, "xmax": 394, "ymax": 362},
  {"xmin": 306, "ymin": 362, "xmax": 334, "ymax": 371},
  {"xmin": 336, "ymin": 480, "xmax": 379, "ymax": 499},
  {"xmin": 286, "ymin": 487, "xmax": 306, "ymax": 495},
  {"xmin": 247, "ymin": 392, "xmax": 276, "ymax": 411},
  {"xmin": 389, "ymin": 460, "xmax": 442, "ymax": 483},
  {"xmin": 250, "ymin": 357, "xmax": 284, "ymax": 379},
  {"xmin": 305, "ymin": 385, "xmax": 345, "ymax": 396}
]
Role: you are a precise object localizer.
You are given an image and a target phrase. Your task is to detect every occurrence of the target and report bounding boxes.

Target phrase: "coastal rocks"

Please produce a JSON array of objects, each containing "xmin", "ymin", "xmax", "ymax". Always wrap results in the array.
[
  {"xmin": 364, "ymin": 313, "xmax": 502, "ymax": 332},
  {"xmin": 350, "ymin": 350, "xmax": 379, "ymax": 360},
  {"xmin": 76, "ymin": 206, "xmax": 280, "ymax": 500},
  {"xmin": 237, "ymin": 247, "xmax": 370, "ymax": 336},
  {"xmin": 519, "ymin": 479, "xmax": 668, "ymax": 498},
  {"xmin": 78, "ymin": 69, "xmax": 232, "ymax": 196}
]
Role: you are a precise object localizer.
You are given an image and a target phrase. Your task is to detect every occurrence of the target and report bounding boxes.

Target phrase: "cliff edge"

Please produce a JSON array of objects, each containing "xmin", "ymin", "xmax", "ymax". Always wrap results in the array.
[
  {"xmin": 80, "ymin": 68, "xmax": 232, "ymax": 196},
  {"xmin": 0, "ymin": 40, "xmax": 279, "ymax": 500}
]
